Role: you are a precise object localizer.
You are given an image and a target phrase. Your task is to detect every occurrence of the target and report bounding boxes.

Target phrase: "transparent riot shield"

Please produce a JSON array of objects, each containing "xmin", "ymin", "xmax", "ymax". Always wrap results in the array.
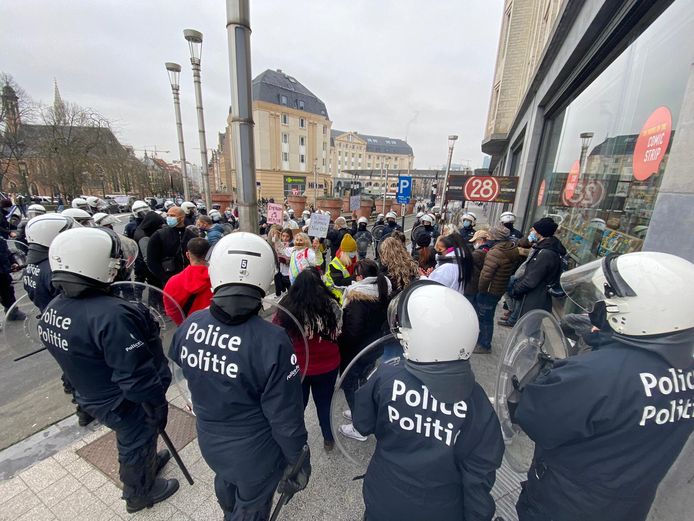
[
  {"xmin": 410, "ymin": 224, "xmax": 424, "ymax": 243},
  {"xmin": 8, "ymin": 239, "xmax": 28, "ymax": 283},
  {"xmin": 330, "ymin": 334, "xmax": 400, "ymax": 474},
  {"xmin": 259, "ymin": 297, "xmax": 309, "ymax": 379},
  {"xmin": 3, "ymin": 294, "xmax": 52, "ymax": 362},
  {"xmin": 494, "ymin": 310, "xmax": 569, "ymax": 473}
]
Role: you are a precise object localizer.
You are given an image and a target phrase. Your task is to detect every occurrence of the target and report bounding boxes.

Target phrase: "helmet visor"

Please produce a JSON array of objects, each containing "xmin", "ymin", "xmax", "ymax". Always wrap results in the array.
[
  {"xmin": 560, "ymin": 258, "xmax": 606, "ymax": 312},
  {"xmin": 119, "ymin": 236, "xmax": 139, "ymax": 269},
  {"xmin": 387, "ymin": 293, "xmax": 403, "ymax": 334}
]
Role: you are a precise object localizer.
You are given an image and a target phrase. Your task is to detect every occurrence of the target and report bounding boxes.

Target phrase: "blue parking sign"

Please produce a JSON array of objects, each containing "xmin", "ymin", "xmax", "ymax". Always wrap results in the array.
[{"xmin": 396, "ymin": 176, "xmax": 412, "ymax": 204}]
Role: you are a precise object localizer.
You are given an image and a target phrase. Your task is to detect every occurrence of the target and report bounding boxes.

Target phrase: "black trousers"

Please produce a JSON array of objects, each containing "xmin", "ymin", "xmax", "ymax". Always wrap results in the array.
[
  {"xmin": 0, "ymin": 272, "xmax": 17, "ymax": 310},
  {"xmin": 302, "ymin": 368, "xmax": 338, "ymax": 441},
  {"xmin": 214, "ymin": 467, "xmax": 283, "ymax": 521}
]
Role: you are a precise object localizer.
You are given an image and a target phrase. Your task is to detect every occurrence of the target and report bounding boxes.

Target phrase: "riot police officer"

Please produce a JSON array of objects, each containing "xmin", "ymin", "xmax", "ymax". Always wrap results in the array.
[
  {"xmin": 169, "ymin": 232, "xmax": 310, "ymax": 520},
  {"xmin": 380, "ymin": 211, "xmax": 402, "ymax": 240},
  {"xmin": 41, "ymin": 227, "xmax": 178, "ymax": 513},
  {"xmin": 124, "ymin": 200, "xmax": 151, "ymax": 239},
  {"xmin": 354, "ymin": 217, "xmax": 373, "ymax": 260},
  {"xmin": 353, "ymin": 280, "xmax": 504, "ymax": 521},
  {"xmin": 514, "ymin": 252, "xmax": 694, "ymax": 521},
  {"xmin": 459, "ymin": 211, "xmax": 477, "ymax": 241}
]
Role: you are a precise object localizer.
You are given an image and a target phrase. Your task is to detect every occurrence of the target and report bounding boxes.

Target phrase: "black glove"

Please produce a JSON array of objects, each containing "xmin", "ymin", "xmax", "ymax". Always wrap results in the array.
[
  {"xmin": 142, "ymin": 400, "xmax": 169, "ymax": 433},
  {"xmin": 277, "ymin": 450, "xmax": 311, "ymax": 500}
]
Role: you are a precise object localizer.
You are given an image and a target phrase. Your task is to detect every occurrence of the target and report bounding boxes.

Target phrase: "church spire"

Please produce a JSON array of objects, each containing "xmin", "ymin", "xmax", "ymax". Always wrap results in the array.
[{"xmin": 53, "ymin": 78, "xmax": 66, "ymax": 122}]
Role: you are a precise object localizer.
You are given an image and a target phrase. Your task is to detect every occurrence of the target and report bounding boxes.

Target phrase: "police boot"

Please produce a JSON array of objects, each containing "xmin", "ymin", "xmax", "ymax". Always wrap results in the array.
[
  {"xmin": 125, "ymin": 478, "xmax": 180, "ymax": 514},
  {"xmin": 75, "ymin": 406, "xmax": 94, "ymax": 427},
  {"xmin": 155, "ymin": 449, "xmax": 171, "ymax": 474},
  {"xmin": 5, "ymin": 307, "xmax": 26, "ymax": 321}
]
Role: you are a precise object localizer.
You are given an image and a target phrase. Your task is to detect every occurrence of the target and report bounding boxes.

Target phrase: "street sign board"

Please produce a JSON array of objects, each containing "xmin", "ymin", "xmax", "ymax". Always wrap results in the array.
[
  {"xmin": 266, "ymin": 203, "xmax": 283, "ymax": 225},
  {"xmin": 349, "ymin": 195, "xmax": 360, "ymax": 212},
  {"xmin": 308, "ymin": 212, "xmax": 330, "ymax": 238},
  {"xmin": 396, "ymin": 176, "xmax": 412, "ymax": 204},
  {"xmin": 447, "ymin": 175, "xmax": 519, "ymax": 204}
]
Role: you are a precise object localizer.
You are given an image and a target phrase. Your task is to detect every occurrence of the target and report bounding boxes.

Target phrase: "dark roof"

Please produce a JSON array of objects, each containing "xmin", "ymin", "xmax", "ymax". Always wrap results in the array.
[
  {"xmin": 331, "ymin": 129, "xmax": 413, "ymax": 155},
  {"xmin": 252, "ymin": 69, "xmax": 329, "ymax": 119},
  {"xmin": 6, "ymin": 124, "xmax": 124, "ymax": 157}
]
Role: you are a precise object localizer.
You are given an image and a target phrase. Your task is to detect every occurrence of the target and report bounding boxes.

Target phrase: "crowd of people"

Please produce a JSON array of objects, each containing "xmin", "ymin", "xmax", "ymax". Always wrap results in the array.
[{"xmin": 7, "ymin": 193, "xmax": 694, "ymax": 521}]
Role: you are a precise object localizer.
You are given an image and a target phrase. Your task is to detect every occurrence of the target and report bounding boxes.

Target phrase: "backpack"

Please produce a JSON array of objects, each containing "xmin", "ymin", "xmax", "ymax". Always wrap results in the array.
[{"xmin": 547, "ymin": 251, "xmax": 570, "ymax": 298}]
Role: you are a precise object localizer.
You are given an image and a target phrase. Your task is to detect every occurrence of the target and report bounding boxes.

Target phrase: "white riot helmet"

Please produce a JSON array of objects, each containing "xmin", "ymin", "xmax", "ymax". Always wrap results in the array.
[
  {"xmin": 386, "ymin": 211, "xmax": 397, "ymax": 220},
  {"xmin": 62, "ymin": 208, "xmax": 94, "ymax": 226},
  {"xmin": 93, "ymin": 212, "xmax": 121, "ymax": 228},
  {"xmin": 208, "ymin": 232, "xmax": 277, "ymax": 295},
  {"xmin": 462, "ymin": 212, "xmax": 477, "ymax": 225},
  {"xmin": 421, "ymin": 214, "xmax": 434, "ymax": 225},
  {"xmin": 209, "ymin": 209, "xmax": 222, "ymax": 222},
  {"xmin": 85, "ymin": 196, "xmax": 100, "ymax": 210},
  {"xmin": 49, "ymin": 227, "xmax": 138, "ymax": 284},
  {"xmin": 325, "ymin": 211, "xmax": 331, "ymax": 218},
  {"xmin": 132, "ymin": 200, "xmax": 150, "ymax": 218},
  {"xmin": 302, "ymin": 210, "xmax": 310, "ymax": 218},
  {"xmin": 561, "ymin": 252, "xmax": 694, "ymax": 345},
  {"xmin": 388, "ymin": 280, "xmax": 479, "ymax": 363},
  {"xmin": 27, "ymin": 204, "xmax": 46, "ymax": 218},
  {"xmin": 180, "ymin": 201, "xmax": 196, "ymax": 215},
  {"xmin": 25, "ymin": 214, "xmax": 81, "ymax": 247},
  {"xmin": 416, "ymin": 212, "xmax": 424, "ymax": 219},
  {"xmin": 71, "ymin": 197, "xmax": 88, "ymax": 210},
  {"xmin": 500, "ymin": 211, "xmax": 516, "ymax": 224},
  {"xmin": 377, "ymin": 213, "xmax": 384, "ymax": 220},
  {"xmin": 164, "ymin": 200, "xmax": 175, "ymax": 210},
  {"xmin": 357, "ymin": 217, "xmax": 368, "ymax": 225},
  {"xmin": 288, "ymin": 208, "xmax": 295, "ymax": 215},
  {"xmin": 283, "ymin": 211, "xmax": 289, "ymax": 221}
]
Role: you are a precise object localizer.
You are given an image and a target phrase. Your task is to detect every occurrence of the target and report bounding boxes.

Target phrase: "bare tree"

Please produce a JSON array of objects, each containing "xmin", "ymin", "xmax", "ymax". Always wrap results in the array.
[{"xmin": 0, "ymin": 73, "xmax": 37, "ymax": 192}]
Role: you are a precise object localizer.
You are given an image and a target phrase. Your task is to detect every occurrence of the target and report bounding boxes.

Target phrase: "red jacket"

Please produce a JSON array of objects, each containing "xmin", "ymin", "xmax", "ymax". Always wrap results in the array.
[
  {"xmin": 163, "ymin": 264, "xmax": 213, "ymax": 325},
  {"xmin": 293, "ymin": 335, "xmax": 340, "ymax": 377}
]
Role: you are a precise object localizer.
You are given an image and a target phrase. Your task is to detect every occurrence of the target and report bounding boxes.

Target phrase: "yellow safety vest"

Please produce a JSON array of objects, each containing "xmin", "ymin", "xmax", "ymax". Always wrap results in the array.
[{"xmin": 323, "ymin": 257, "xmax": 349, "ymax": 304}]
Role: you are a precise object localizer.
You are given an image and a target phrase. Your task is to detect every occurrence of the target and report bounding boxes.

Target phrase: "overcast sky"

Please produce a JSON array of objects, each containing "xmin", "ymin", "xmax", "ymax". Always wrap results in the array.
[{"xmin": 2, "ymin": 0, "xmax": 503, "ymax": 169}]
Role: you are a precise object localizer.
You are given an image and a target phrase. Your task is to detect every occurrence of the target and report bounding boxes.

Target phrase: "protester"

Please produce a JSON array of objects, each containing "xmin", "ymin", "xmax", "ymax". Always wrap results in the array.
[
  {"xmin": 323, "ymin": 234, "xmax": 358, "ymax": 303},
  {"xmin": 337, "ymin": 259, "xmax": 391, "ymax": 442},
  {"xmin": 424, "ymin": 233, "xmax": 472, "ymax": 295},
  {"xmin": 163, "ymin": 238, "xmax": 212, "ymax": 325},
  {"xmin": 474, "ymin": 224, "xmax": 520, "ymax": 353},
  {"xmin": 378, "ymin": 236, "xmax": 419, "ymax": 295},
  {"xmin": 146, "ymin": 206, "xmax": 199, "ymax": 286},
  {"xmin": 412, "ymin": 233, "xmax": 437, "ymax": 274},
  {"xmin": 464, "ymin": 229, "xmax": 490, "ymax": 307},
  {"xmin": 275, "ymin": 268, "xmax": 342, "ymax": 451},
  {"xmin": 289, "ymin": 232, "xmax": 320, "ymax": 284}
]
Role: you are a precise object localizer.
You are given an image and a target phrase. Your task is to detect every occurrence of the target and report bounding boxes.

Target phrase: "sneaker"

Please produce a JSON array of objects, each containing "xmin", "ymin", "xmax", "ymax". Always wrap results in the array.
[
  {"xmin": 339, "ymin": 423, "xmax": 367, "ymax": 442},
  {"xmin": 126, "ymin": 478, "xmax": 180, "ymax": 514},
  {"xmin": 342, "ymin": 409, "xmax": 352, "ymax": 421},
  {"xmin": 473, "ymin": 345, "xmax": 491, "ymax": 355},
  {"xmin": 323, "ymin": 439, "xmax": 335, "ymax": 452}
]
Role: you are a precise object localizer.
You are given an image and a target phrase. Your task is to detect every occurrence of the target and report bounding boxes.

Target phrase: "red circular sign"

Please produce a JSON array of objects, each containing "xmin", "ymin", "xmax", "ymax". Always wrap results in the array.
[
  {"xmin": 633, "ymin": 106, "xmax": 672, "ymax": 181},
  {"xmin": 463, "ymin": 176, "xmax": 500, "ymax": 202},
  {"xmin": 561, "ymin": 179, "xmax": 605, "ymax": 208},
  {"xmin": 563, "ymin": 160, "xmax": 581, "ymax": 200},
  {"xmin": 537, "ymin": 180, "xmax": 546, "ymax": 207}
]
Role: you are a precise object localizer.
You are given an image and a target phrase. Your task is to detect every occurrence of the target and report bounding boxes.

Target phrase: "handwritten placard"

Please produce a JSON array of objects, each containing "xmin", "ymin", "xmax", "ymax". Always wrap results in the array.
[
  {"xmin": 307, "ymin": 212, "xmax": 330, "ymax": 238},
  {"xmin": 267, "ymin": 203, "xmax": 283, "ymax": 225}
]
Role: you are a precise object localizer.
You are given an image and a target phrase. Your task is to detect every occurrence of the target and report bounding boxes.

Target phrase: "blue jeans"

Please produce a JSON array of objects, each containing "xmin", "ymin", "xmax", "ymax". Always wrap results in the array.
[{"xmin": 476, "ymin": 292, "xmax": 501, "ymax": 349}]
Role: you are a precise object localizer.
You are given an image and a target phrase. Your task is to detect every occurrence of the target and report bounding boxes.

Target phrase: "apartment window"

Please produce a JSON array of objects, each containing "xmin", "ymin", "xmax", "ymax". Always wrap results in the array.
[
  {"xmin": 322, "ymin": 125, "xmax": 327, "ymax": 135},
  {"xmin": 358, "ymin": 154, "xmax": 362, "ymax": 158},
  {"xmin": 367, "ymin": 163, "xmax": 371, "ymax": 168},
  {"xmin": 299, "ymin": 136, "xmax": 306, "ymax": 146},
  {"xmin": 322, "ymin": 158, "xmax": 326, "ymax": 166},
  {"xmin": 298, "ymin": 100, "xmax": 305, "ymax": 110},
  {"xmin": 281, "ymin": 113, "xmax": 288, "ymax": 125},
  {"xmin": 299, "ymin": 117, "xmax": 306, "ymax": 128},
  {"xmin": 322, "ymin": 142, "xmax": 327, "ymax": 151},
  {"xmin": 300, "ymin": 154, "xmax": 306, "ymax": 163},
  {"xmin": 281, "ymin": 133, "xmax": 288, "ymax": 144},
  {"xmin": 338, "ymin": 151, "xmax": 342, "ymax": 157},
  {"xmin": 280, "ymin": 95, "xmax": 288, "ymax": 106},
  {"xmin": 282, "ymin": 152, "xmax": 289, "ymax": 161}
]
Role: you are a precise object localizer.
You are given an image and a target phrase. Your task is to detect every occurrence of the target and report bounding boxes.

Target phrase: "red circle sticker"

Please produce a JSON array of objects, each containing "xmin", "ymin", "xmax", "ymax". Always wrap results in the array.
[
  {"xmin": 537, "ymin": 180, "xmax": 546, "ymax": 207},
  {"xmin": 563, "ymin": 160, "xmax": 581, "ymax": 200},
  {"xmin": 633, "ymin": 106, "xmax": 672, "ymax": 181},
  {"xmin": 463, "ymin": 176, "xmax": 500, "ymax": 202}
]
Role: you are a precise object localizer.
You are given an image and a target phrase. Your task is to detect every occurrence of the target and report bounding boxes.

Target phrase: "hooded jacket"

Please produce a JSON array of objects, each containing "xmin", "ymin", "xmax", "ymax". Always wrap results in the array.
[
  {"xmin": 428, "ymin": 250, "xmax": 465, "ymax": 294},
  {"xmin": 511, "ymin": 236, "xmax": 566, "ymax": 316},
  {"xmin": 338, "ymin": 276, "xmax": 391, "ymax": 371},
  {"xmin": 163, "ymin": 264, "xmax": 213, "ymax": 325},
  {"xmin": 146, "ymin": 224, "xmax": 199, "ymax": 286},
  {"xmin": 478, "ymin": 239, "xmax": 521, "ymax": 297},
  {"xmin": 205, "ymin": 223, "xmax": 225, "ymax": 246}
]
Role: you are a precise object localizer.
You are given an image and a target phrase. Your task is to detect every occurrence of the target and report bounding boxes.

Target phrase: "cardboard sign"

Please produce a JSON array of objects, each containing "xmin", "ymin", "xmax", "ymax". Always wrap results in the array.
[
  {"xmin": 307, "ymin": 212, "xmax": 330, "ymax": 238},
  {"xmin": 633, "ymin": 106, "xmax": 672, "ymax": 181},
  {"xmin": 349, "ymin": 195, "xmax": 360, "ymax": 212},
  {"xmin": 266, "ymin": 203, "xmax": 283, "ymax": 225}
]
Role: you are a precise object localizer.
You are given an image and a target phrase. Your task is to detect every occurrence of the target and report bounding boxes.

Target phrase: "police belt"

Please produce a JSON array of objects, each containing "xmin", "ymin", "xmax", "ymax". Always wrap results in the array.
[{"xmin": 197, "ymin": 417, "xmax": 273, "ymax": 438}]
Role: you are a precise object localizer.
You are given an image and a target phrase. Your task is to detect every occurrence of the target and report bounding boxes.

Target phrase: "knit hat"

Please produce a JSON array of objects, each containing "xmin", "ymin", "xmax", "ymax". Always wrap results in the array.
[
  {"xmin": 340, "ymin": 233, "xmax": 357, "ymax": 253},
  {"xmin": 469, "ymin": 229, "xmax": 490, "ymax": 243},
  {"xmin": 487, "ymin": 224, "xmax": 511, "ymax": 241},
  {"xmin": 532, "ymin": 217, "xmax": 558, "ymax": 237}
]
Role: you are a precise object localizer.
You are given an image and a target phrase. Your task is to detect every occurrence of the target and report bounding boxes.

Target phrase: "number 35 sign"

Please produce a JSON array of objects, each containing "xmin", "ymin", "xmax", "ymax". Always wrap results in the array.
[{"xmin": 447, "ymin": 175, "xmax": 519, "ymax": 204}]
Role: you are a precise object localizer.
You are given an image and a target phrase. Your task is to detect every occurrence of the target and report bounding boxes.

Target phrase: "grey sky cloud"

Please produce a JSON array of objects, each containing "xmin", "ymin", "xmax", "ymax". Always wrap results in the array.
[{"xmin": 2, "ymin": 0, "xmax": 503, "ymax": 169}]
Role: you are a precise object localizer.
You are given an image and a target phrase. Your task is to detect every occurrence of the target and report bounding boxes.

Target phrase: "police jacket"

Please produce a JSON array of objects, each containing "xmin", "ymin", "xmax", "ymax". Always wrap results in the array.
[
  {"xmin": 40, "ymin": 293, "xmax": 171, "ymax": 418},
  {"xmin": 380, "ymin": 221, "xmax": 402, "ymax": 240},
  {"xmin": 23, "ymin": 257, "xmax": 58, "ymax": 312},
  {"xmin": 353, "ymin": 360, "xmax": 504, "ymax": 521},
  {"xmin": 124, "ymin": 216, "xmax": 143, "ymax": 240},
  {"xmin": 515, "ymin": 334, "xmax": 694, "ymax": 520},
  {"xmin": 169, "ymin": 307, "xmax": 308, "ymax": 483},
  {"xmin": 0, "ymin": 238, "xmax": 16, "ymax": 274}
]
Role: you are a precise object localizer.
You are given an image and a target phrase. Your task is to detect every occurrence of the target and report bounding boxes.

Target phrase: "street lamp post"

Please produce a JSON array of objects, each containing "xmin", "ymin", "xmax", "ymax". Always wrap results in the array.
[
  {"xmin": 184, "ymin": 29, "xmax": 212, "ymax": 210},
  {"xmin": 165, "ymin": 62, "xmax": 190, "ymax": 201},
  {"xmin": 440, "ymin": 135, "xmax": 458, "ymax": 218},
  {"xmin": 579, "ymin": 131, "xmax": 594, "ymax": 174}
]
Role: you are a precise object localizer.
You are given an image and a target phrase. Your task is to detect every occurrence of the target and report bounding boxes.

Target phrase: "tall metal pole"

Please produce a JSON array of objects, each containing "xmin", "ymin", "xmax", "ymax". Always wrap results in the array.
[
  {"xmin": 225, "ymin": 0, "xmax": 258, "ymax": 232},
  {"xmin": 184, "ymin": 29, "xmax": 211, "ymax": 209},
  {"xmin": 313, "ymin": 158, "xmax": 318, "ymax": 210},
  {"xmin": 440, "ymin": 135, "xmax": 458, "ymax": 220},
  {"xmin": 165, "ymin": 63, "xmax": 190, "ymax": 201}
]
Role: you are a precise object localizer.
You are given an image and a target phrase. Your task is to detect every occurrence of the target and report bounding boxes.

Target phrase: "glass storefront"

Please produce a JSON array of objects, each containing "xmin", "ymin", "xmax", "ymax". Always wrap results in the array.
[{"xmin": 530, "ymin": 0, "xmax": 694, "ymax": 267}]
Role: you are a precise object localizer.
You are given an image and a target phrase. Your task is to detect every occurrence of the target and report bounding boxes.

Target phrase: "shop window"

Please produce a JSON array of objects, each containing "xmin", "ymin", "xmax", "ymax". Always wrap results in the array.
[{"xmin": 530, "ymin": 1, "xmax": 693, "ymax": 266}]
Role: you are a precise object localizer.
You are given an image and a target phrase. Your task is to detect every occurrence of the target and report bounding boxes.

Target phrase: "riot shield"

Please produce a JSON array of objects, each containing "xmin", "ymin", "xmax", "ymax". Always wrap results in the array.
[
  {"xmin": 3, "ymin": 294, "xmax": 52, "ymax": 362},
  {"xmin": 259, "ymin": 297, "xmax": 309, "ymax": 379},
  {"xmin": 371, "ymin": 225, "xmax": 386, "ymax": 257},
  {"xmin": 494, "ymin": 310, "xmax": 569, "ymax": 473},
  {"xmin": 354, "ymin": 230, "xmax": 373, "ymax": 259},
  {"xmin": 410, "ymin": 224, "xmax": 423, "ymax": 243},
  {"xmin": 330, "ymin": 334, "xmax": 400, "ymax": 474},
  {"xmin": 8, "ymin": 239, "xmax": 28, "ymax": 283}
]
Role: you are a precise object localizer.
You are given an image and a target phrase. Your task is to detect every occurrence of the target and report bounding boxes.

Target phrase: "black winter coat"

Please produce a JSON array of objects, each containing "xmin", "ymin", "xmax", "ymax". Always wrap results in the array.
[
  {"xmin": 0, "ymin": 238, "xmax": 15, "ymax": 274},
  {"xmin": 146, "ymin": 225, "xmax": 198, "ymax": 285},
  {"xmin": 511, "ymin": 236, "xmax": 566, "ymax": 317}
]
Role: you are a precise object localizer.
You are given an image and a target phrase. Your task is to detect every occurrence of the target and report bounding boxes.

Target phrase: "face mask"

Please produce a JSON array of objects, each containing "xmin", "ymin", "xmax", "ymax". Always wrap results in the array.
[
  {"xmin": 463, "ymin": 220, "xmax": 472, "ymax": 228},
  {"xmin": 166, "ymin": 217, "xmax": 179, "ymax": 227},
  {"xmin": 528, "ymin": 231, "xmax": 539, "ymax": 242},
  {"xmin": 503, "ymin": 222, "xmax": 514, "ymax": 230}
]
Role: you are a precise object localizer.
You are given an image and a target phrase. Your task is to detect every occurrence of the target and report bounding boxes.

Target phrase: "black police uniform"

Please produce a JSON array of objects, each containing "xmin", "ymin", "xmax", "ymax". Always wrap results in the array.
[
  {"xmin": 515, "ymin": 335, "xmax": 694, "ymax": 521},
  {"xmin": 460, "ymin": 225, "xmax": 475, "ymax": 242},
  {"xmin": 169, "ymin": 309, "xmax": 308, "ymax": 520},
  {"xmin": 380, "ymin": 221, "xmax": 402, "ymax": 240},
  {"xmin": 124, "ymin": 216, "xmax": 142, "ymax": 240},
  {"xmin": 40, "ymin": 293, "xmax": 171, "ymax": 500},
  {"xmin": 353, "ymin": 359, "xmax": 504, "ymax": 521},
  {"xmin": 23, "ymin": 257, "xmax": 58, "ymax": 312}
]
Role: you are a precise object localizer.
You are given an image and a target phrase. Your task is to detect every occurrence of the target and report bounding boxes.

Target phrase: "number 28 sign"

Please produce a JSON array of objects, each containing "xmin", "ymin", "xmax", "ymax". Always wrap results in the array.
[{"xmin": 447, "ymin": 175, "xmax": 519, "ymax": 204}]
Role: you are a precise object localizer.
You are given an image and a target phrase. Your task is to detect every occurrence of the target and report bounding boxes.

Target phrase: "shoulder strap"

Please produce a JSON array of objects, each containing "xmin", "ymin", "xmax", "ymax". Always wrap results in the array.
[{"xmin": 181, "ymin": 292, "xmax": 198, "ymax": 316}]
